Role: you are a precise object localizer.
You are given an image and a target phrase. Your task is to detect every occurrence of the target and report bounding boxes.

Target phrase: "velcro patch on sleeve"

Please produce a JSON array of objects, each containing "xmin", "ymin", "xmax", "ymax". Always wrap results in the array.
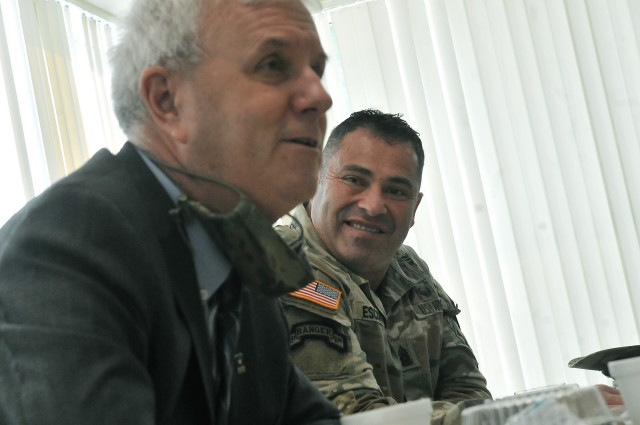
[
  {"xmin": 290, "ymin": 321, "xmax": 347, "ymax": 352},
  {"xmin": 289, "ymin": 280, "xmax": 341, "ymax": 311}
]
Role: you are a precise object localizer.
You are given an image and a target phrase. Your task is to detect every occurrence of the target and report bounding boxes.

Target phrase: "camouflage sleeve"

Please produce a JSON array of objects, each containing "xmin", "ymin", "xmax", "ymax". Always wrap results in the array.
[
  {"xmin": 430, "ymin": 399, "xmax": 487, "ymax": 425},
  {"xmin": 435, "ymin": 306, "xmax": 492, "ymax": 402},
  {"xmin": 403, "ymin": 245, "xmax": 492, "ymax": 404},
  {"xmin": 281, "ymin": 295, "xmax": 397, "ymax": 415}
]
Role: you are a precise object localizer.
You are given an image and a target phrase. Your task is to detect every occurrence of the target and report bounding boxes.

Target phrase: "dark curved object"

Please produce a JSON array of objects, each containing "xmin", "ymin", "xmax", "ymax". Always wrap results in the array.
[{"xmin": 568, "ymin": 345, "xmax": 640, "ymax": 378}]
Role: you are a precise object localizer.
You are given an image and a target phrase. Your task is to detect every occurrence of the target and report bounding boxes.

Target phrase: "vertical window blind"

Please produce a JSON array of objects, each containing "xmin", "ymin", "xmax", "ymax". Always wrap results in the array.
[
  {"xmin": 1, "ymin": 0, "xmax": 638, "ymax": 400},
  {"xmin": 0, "ymin": 0, "xmax": 120, "ymax": 225}
]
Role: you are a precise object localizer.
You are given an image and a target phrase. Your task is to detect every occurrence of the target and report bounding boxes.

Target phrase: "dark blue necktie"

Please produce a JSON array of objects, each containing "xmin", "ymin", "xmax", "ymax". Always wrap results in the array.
[{"xmin": 207, "ymin": 276, "xmax": 242, "ymax": 425}]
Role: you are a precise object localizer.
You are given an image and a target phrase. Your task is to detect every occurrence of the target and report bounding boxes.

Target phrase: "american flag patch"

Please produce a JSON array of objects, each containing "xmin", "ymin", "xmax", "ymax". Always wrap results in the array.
[{"xmin": 290, "ymin": 280, "xmax": 341, "ymax": 311}]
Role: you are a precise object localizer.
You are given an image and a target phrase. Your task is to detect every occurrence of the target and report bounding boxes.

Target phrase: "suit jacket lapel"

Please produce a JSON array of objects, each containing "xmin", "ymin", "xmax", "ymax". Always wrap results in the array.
[
  {"xmin": 116, "ymin": 143, "xmax": 216, "ymax": 421},
  {"xmin": 160, "ymin": 227, "xmax": 216, "ymax": 422}
]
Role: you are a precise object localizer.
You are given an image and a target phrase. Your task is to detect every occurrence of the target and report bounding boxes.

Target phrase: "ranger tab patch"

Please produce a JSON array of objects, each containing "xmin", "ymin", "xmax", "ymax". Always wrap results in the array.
[
  {"xmin": 290, "ymin": 321, "xmax": 347, "ymax": 352},
  {"xmin": 290, "ymin": 280, "xmax": 341, "ymax": 311}
]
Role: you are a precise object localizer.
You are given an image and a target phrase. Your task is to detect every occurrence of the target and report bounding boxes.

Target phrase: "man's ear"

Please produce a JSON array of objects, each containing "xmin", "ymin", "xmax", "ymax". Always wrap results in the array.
[
  {"xmin": 410, "ymin": 192, "xmax": 423, "ymax": 227},
  {"xmin": 139, "ymin": 66, "xmax": 188, "ymax": 144}
]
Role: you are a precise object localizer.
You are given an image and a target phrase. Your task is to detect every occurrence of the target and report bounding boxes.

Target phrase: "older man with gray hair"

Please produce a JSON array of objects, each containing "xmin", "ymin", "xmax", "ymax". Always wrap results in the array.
[{"xmin": 0, "ymin": 0, "xmax": 339, "ymax": 424}]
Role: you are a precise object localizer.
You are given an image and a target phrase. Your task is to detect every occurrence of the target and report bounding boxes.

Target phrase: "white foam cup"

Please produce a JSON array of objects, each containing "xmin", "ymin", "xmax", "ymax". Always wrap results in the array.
[
  {"xmin": 608, "ymin": 356, "xmax": 640, "ymax": 424},
  {"xmin": 340, "ymin": 398, "xmax": 432, "ymax": 425}
]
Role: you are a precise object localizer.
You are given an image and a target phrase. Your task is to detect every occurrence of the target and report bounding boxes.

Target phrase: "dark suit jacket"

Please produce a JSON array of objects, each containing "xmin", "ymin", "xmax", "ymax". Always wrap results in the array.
[{"xmin": 0, "ymin": 143, "xmax": 340, "ymax": 425}]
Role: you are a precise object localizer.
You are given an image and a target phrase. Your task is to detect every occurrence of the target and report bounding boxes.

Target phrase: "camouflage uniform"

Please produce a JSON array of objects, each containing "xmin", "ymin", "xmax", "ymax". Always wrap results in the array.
[{"xmin": 279, "ymin": 206, "xmax": 491, "ymax": 424}]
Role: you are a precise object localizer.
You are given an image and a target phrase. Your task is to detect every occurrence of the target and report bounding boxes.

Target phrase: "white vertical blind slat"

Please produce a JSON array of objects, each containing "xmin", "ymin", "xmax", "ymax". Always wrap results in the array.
[
  {"xmin": 499, "ymin": 0, "xmax": 591, "ymax": 387},
  {"xmin": 403, "ymin": 0, "xmax": 441, "ymax": 264},
  {"xmin": 386, "ymin": 0, "xmax": 422, "ymax": 122},
  {"xmin": 0, "ymin": 1, "xmax": 34, "ymax": 202},
  {"xmin": 584, "ymin": 0, "xmax": 640, "ymax": 374},
  {"xmin": 312, "ymin": 11, "xmax": 348, "ymax": 134},
  {"xmin": 529, "ymin": 0, "xmax": 607, "ymax": 379},
  {"xmin": 48, "ymin": 1, "xmax": 88, "ymax": 170},
  {"xmin": 426, "ymin": 0, "xmax": 527, "ymax": 394},
  {"xmin": 2, "ymin": 0, "xmax": 121, "ymax": 224},
  {"xmin": 330, "ymin": 5, "xmax": 390, "ymax": 111},
  {"xmin": 556, "ymin": 0, "xmax": 631, "ymax": 350},
  {"xmin": 403, "ymin": 1, "xmax": 493, "ymax": 378},
  {"xmin": 366, "ymin": 1, "xmax": 406, "ymax": 113},
  {"xmin": 81, "ymin": 14, "xmax": 122, "ymax": 154},
  {"xmin": 588, "ymin": 0, "xmax": 640, "ymax": 339},
  {"xmin": 473, "ymin": 0, "xmax": 567, "ymax": 388},
  {"xmin": 18, "ymin": 0, "xmax": 66, "ymax": 183},
  {"xmin": 444, "ymin": 0, "xmax": 533, "ymax": 392},
  {"xmin": 575, "ymin": 0, "xmax": 636, "ymax": 345}
]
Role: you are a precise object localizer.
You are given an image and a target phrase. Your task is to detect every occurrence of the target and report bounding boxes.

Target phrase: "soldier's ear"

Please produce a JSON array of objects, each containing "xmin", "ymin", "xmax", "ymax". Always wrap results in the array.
[{"xmin": 410, "ymin": 193, "xmax": 423, "ymax": 227}]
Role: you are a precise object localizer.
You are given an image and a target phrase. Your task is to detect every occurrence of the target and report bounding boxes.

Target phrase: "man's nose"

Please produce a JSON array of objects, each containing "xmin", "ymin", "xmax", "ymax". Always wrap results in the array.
[
  {"xmin": 292, "ymin": 68, "xmax": 333, "ymax": 115},
  {"xmin": 356, "ymin": 187, "xmax": 387, "ymax": 217}
]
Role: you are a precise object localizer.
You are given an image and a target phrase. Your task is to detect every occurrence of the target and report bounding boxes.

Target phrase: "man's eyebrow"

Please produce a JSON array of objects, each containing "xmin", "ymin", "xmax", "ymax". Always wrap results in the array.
[
  {"xmin": 341, "ymin": 164, "xmax": 415, "ymax": 189},
  {"xmin": 387, "ymin": 176, "xmax": 415, "ymax": 190},
  {"xmin": 262, "ymin": 37, "xmax": 289, "ymax": 49},
  {"xmin": 258, "ymin": 37, "xmax": 328, "ymax": 61},
  {"xmin": 341, "ymin": 164, "xmax": 373, "ymax": 177}
]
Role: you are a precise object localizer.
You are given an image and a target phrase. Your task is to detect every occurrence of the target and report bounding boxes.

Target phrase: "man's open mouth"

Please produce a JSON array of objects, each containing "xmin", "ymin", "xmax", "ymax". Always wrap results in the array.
[{"xmin": 347, "ymin": 221, "xmax": 382, "ymax": 233}]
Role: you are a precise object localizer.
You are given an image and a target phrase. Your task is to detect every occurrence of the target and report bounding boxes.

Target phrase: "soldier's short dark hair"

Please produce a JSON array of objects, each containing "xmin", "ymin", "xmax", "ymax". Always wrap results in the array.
[{"xmin": 322, "ymin": 109, "xmax": 425, "ymax": 180}]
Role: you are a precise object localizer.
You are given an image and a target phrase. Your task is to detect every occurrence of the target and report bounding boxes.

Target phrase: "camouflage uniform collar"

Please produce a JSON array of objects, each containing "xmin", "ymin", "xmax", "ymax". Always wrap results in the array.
[
  {"xmin": 375, "ymin": 247, "xmax": 424, "ymax": 304},
  {"xmin": 388, "ymin": 247, "xmax": 426, "ymax": 285},
  {"xmin": 290, "ymin": 205, "xmax": 327, "ymax": 259}
]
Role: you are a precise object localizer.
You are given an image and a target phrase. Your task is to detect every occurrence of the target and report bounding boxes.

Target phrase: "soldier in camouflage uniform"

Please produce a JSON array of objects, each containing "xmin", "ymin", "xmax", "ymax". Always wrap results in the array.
[{"xmin": 278, "ymin": 109, "xmax": 492, "ymax": 424}]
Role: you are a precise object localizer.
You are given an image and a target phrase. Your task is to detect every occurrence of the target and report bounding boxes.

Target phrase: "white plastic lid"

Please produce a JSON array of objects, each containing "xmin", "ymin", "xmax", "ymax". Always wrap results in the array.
[
  {"xmin": 608, "ymin": 355, "xmax": 640, "ymax": 379},
  {"xmin": 340, "ymin": 398, "xmax": 432, "ymax": 425}
]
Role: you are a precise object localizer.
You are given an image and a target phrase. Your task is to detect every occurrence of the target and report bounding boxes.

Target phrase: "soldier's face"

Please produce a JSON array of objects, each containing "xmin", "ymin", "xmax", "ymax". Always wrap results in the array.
[{"xmin": 309, "ymin": 128, "xmax": 422, "ymax": 279}]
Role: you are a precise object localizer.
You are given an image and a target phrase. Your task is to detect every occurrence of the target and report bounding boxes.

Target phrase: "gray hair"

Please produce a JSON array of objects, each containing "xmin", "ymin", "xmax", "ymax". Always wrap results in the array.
[{"xmin": 110, "ymin": 0, "xmax": 321, "ymax": 140}]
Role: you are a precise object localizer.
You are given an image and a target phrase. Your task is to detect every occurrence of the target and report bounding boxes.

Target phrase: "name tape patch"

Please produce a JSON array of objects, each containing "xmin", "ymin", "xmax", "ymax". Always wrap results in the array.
[{"xmin": 289, "ymin": 280, "xmax": 341, "ymax": 311}]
